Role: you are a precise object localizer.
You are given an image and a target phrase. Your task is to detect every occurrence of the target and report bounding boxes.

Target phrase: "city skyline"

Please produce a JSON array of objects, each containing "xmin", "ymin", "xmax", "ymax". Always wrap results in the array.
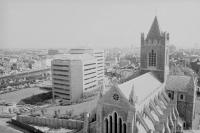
[{"xmin": 1, "ymin": 0, "xmax": 200, "ymax": 49}]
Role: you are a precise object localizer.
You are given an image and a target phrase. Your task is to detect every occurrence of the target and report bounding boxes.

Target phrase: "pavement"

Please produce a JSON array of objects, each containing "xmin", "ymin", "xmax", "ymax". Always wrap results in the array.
[{"xmin": 0, "ymin": 118, "xmax": 25, "ymax": 133}]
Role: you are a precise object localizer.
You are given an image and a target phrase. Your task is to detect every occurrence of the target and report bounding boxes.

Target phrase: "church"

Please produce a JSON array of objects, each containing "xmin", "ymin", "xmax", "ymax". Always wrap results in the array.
[{"xmin": 81, "ymin": 16, "xmax": 184, "ymax": 133}]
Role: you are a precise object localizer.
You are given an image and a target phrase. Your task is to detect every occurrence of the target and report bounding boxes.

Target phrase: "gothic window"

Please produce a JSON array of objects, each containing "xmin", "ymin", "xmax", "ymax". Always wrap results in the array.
[
  {"xmin": 179, "ymin": 94, "xmax": 185, "ymax": 101},
  {"xmin": 123, "ymin": 123, "xmax": 127, "ymax": 133},
  {"xmin": 105, "ymin": 118, "xmax": 108, "ymax": 133},
  {"xmin": 119, "ymin": 118, "xmax": 122, "ymax": 133},
  {"xmin": 114, "ymin": 112, "xmax": 118, "ymax": 133},
  {"xmin": 109, "ymin": 116, "xmax": 112, "ymax": 133},
  {"xmin": 148, "ymin": 50, "xmax": 156, "ymax": 67}
]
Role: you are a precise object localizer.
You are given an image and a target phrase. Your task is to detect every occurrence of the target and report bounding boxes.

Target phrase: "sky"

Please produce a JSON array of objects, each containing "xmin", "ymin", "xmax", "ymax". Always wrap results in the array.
[{"xmin": 0, "ymin": 0, "xmax": 200, "ymax": 49}]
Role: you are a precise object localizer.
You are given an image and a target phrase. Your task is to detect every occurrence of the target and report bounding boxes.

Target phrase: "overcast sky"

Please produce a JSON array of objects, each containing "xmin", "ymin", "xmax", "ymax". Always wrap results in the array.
[{"xmin": 0, "ymin": 0, "xmax": 200, "ymax": 49}]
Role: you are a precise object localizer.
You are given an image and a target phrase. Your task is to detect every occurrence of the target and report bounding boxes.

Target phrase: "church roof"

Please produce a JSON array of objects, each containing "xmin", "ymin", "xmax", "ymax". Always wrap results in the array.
[
  {"xmin": 118, "ymin": 72, "xmax": 162, "ymax": 104},
  {"xmin": 146, "ymin": 16, "xmax": 161, "ymax": 40},
  {"xmin": 165, "ymin": 75, "xmax": 193, "ymax": 92}
]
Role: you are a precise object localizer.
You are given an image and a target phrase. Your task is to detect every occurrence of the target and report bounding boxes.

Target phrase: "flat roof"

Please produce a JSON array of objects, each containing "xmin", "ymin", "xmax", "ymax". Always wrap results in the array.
[{"xmin": 54, "ymin": 54, "xmax": 95, "ymax": 61}]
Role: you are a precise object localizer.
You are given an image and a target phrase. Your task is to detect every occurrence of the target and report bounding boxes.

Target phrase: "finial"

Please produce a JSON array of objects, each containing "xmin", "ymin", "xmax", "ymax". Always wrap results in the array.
[{"xmin": 129, "ymin": 83, "xmax": 137, "ymax": 105}]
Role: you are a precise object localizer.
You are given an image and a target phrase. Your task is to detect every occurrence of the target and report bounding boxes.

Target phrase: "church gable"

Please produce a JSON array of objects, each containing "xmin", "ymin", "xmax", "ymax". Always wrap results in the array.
[
  {"xmin": 100, "ymin": 84, "xmax": 131, "ymax": 109},
  {"xmin": 99, "ymin": 84, "xmax": 132, "ymax": 121}
]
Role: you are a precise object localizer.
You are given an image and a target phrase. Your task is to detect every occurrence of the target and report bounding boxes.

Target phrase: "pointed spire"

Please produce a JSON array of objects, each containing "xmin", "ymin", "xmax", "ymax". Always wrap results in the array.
[
  {"xmin": 146, "ymin": 16, "xmax": 161, "ymax": 40},
  {"xmin": 129, "ymin": 83, "xmax": 137, "ymax": 104}
]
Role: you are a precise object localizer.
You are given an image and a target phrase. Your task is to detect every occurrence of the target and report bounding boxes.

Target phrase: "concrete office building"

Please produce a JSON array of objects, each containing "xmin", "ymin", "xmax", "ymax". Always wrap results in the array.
[
  {"xmin": 69, "ymin": 48, "xmax": 104, "ymax": 84},
  {"xmin": 51, "ymin": 54, "xmax": 98, "ymax": 103}
]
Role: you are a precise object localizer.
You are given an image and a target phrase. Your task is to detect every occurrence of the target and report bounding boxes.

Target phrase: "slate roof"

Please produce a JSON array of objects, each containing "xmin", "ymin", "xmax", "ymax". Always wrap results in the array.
[
  {"xmin": 165, "ymin": 75, "xmax": 192, "ymax": 92},
  {"xmin": 118, "ymin": 72, "xmax": 162, "ymax": 104},
  {"xmin": 146, "ymin": 16, "xmax": 161, "ymax": 40}
]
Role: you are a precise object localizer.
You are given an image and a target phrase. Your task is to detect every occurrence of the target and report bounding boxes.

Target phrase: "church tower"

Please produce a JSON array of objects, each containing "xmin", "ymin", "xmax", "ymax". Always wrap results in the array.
[{"xmin": 140, "ymin": 16, "xmax": 169, "ymax": 82}]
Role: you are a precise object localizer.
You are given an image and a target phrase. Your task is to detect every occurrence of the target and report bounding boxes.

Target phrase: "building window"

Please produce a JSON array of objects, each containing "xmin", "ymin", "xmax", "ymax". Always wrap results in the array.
[
  {"xmin": 123, "ymin": 123, "xmax": 127, "ymax": 133},
  {"xmin": 105, "ymin": 118, "xmax": 108, "ymax": 133},
  {"xmin": 183, "ymin": 122, "xmax": 186, "ymax": 128},
  {"xmin": 168, "ymin": 93, "xmax": 171, "ymax": 98},
  {"xmin": 148, "ymin": 50, "xmax": 156, "ymax": 67},
  {"xmin": 180, "ymin": 94, "xmax": 183, "ymax": 99},
  {"xmin": 179, "ymin": 94, "xmax": 185, "ymax": 101},
  {"xmin": 168, "ymin": 91, "xmax": 174, "ymax": 100}
]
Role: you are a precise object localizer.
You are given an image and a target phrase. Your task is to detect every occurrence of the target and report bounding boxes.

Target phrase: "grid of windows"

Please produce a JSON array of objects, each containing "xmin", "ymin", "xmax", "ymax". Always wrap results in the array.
[{"xmin": 149, "ymin": 50, "xmax": 156, "ymax": 67}]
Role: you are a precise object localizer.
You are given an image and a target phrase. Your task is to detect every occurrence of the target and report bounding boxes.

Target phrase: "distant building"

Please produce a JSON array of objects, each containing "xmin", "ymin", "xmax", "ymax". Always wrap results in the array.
[
  {"xmin": 190, "ymin": 58, "xmax": 200, "ymax": 74},
  {"xmin": 48, "ymin": 49, "xmax": 59, "ymax": 55},
  {"xmin": 51, "ymin": 54, "xmax": 98, "ymax": 103}
]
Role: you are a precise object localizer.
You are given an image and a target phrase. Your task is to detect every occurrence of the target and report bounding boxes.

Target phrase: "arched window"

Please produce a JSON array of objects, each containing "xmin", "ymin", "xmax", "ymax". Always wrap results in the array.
[
  {"xmin": 168, "ymin": 93, "xmax": 171, "ymax": 98},
  {"xmin": 105, "ymin": 118, "xmax": 108, "ymax": 133},
  {"xmin": 109, "ymin": 115, "xmax": 112, "ymax": 133},
  {"xmin": 119, "ymin": 118, "xmax": 122, "ymax": 133},
  {"xmin": 180, "ymin": 94, "xmax": 184, "ymax": 100},
  {"xmin": 149, "ymin": 50, "xmax": 156, "ymax": 67},
  {"xmin": 123, "ymin": 123, "xmax": 127, "ymax": 133},
  {"xmin": 114, "ymin": 112, "xmax": 118, "ymax": 133}
]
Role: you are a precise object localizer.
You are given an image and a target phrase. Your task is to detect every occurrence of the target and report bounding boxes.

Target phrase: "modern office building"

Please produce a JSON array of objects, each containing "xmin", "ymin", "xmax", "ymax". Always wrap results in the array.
[
  {"xmin": 93, "ymin": 50, "xmax": 104, "ymax": 84},
  {"xmin": 69, "ymin": 48, "xmax": 104, "ymax": 84},
  {"xmin": 51, "ymin": 54, "xmax": 97, "ymax": 103}
]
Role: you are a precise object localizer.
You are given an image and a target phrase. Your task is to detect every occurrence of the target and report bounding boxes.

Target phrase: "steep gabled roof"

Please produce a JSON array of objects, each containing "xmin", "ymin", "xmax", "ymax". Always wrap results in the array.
[
  {"xmin": 118, "ymin": 72, "xmax": 162, "ymax": 105},
  {"xmin": 146, "ymin": 16, "xmax": 161, "ymax": 40}
]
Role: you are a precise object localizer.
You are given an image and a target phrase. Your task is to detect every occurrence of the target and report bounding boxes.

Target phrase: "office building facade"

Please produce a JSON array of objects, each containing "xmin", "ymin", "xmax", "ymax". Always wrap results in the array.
[{"xmin": 51, "ymin": 54, "xmax": 97, "ymax": 103}]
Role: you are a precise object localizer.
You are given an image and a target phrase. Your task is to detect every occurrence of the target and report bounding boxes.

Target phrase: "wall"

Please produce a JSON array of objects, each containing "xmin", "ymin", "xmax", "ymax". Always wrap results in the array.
[{"xmin": 16, "ymin": 115, "xmax": 83, "ymax": 130}]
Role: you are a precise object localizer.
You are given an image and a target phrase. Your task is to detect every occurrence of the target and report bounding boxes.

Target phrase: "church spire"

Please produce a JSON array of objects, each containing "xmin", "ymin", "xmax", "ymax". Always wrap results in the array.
[{"xmin": 146, "ymin": 16, "xmax": 161, "ymax": 40}]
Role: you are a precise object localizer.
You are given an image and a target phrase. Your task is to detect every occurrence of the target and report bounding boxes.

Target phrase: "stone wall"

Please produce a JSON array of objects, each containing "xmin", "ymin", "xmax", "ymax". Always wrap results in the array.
[
  {"xmin": 88, "ymin": 121, "xmax": 97, "ymax": 133},
  {"xmin": 16, "ymin": 115, "xmax": 83, "ymax": 130},
  {"xmin": 75, "ymin": 121, "xmax": 97, "ymax": 133}
]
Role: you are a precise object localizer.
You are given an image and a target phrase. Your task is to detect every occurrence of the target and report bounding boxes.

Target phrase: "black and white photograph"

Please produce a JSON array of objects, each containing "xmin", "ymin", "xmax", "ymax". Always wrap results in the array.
[{"xmin": 0, "ymin": 0, "xmax": 200, "ymax": 132}]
